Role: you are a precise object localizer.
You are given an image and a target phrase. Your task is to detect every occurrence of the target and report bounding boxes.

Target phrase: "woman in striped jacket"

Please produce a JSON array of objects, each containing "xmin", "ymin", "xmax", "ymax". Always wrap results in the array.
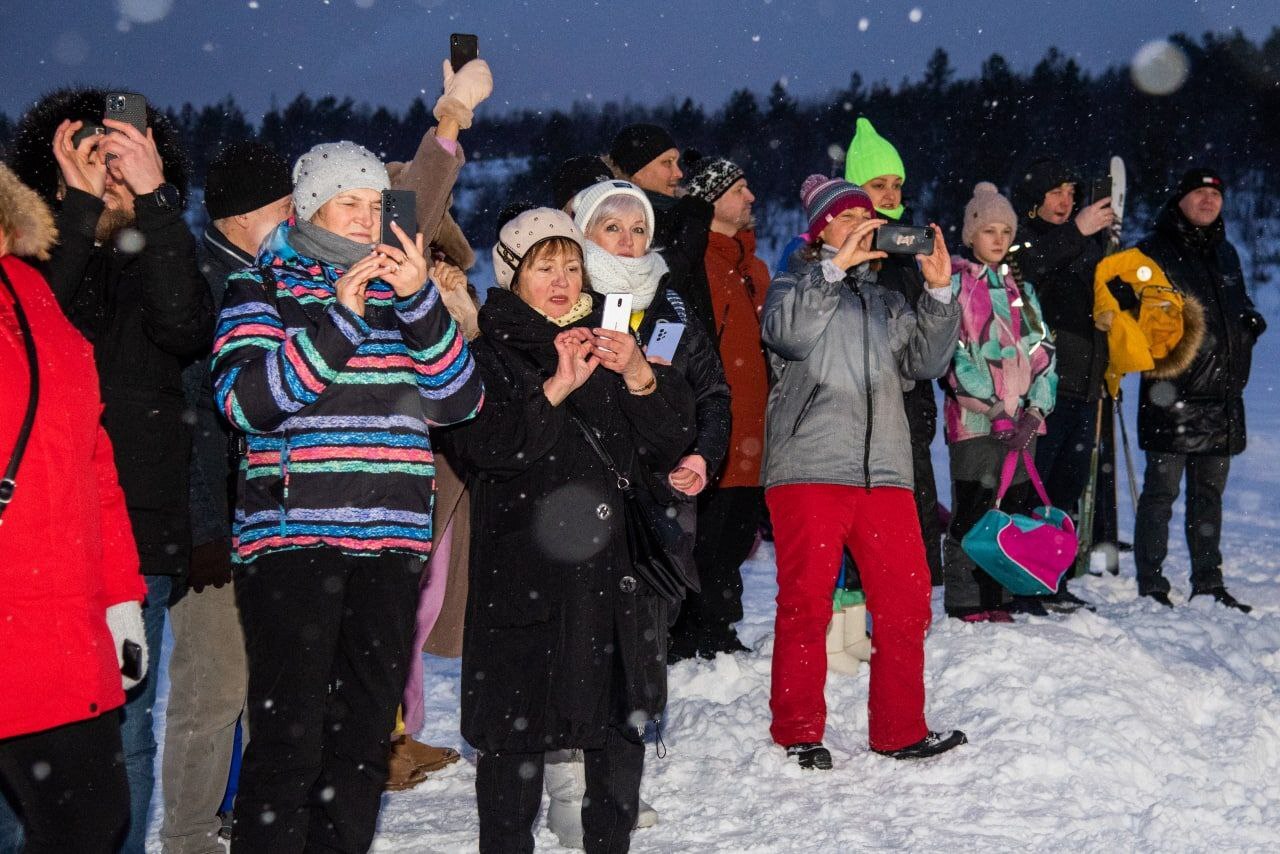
[{"xmin": 211, "ymin": 141, "xmax": 482, "ymax": 853}]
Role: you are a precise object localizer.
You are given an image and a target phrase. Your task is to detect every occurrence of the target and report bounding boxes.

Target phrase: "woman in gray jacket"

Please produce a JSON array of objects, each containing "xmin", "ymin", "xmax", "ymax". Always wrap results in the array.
[{"xmin": 761, "ymin": 176, "xmax": 965, "ymax": 769}]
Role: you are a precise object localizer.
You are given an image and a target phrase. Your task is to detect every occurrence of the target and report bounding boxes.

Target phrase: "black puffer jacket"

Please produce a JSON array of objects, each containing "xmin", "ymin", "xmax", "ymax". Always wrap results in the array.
[
  {"xmin": 648, "ymin": 190, "xmax": 717, "ymax": 342},
  {"xmin": 440, "ymin": 289, "xmax": 695, "ymax": 753},
  {"xmin": 1016, "ymin": 216, "xmax": 1109, "ymax": 402},
  {"xmin": 1136, "ymin": 203, "xmax": 1264, "ymax": 456},
  {"xmin": 43, "ymin": 188, "xmax": 213, "ymax": 576}
]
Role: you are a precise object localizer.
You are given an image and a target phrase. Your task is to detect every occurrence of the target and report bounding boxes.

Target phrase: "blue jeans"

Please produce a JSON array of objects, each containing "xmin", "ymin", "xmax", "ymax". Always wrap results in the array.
[{"xmin": 119, "ymin": 574, "xmax": 172, "ymax": 854}]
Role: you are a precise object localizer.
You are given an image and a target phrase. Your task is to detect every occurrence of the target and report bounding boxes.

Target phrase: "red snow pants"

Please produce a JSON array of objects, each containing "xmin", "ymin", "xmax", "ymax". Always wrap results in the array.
[{"xmin": 767, "ymin": 483, "xmax": 932, "ymax": 752}]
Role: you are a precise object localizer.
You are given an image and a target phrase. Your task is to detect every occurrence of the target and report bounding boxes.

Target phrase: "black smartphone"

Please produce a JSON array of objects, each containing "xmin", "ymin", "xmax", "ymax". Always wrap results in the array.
[
  {"xmin": 71, "ymin": 121, "xmax": 106, "ymax": 149},
  {"xmin": 121, "ymin": 639, "xmax": 143, "ymax": 682},
  {"xmin": 874, "ymin": 224, "xmax": 935, "ymax": 256},
  {"xmin": 450, "ymin": 33, "xmax": 479, "ymax": 72},
  {"xmin": 104, "ymin": 92, "xmax": 148, "ymax": 133},
  {"xmin": 1090, "ymin": 176, "xmax": 1113, "ymax": 205},
  {"xmin": 380, "ymin": 189, "xmax": 418, "ymax": 247}
]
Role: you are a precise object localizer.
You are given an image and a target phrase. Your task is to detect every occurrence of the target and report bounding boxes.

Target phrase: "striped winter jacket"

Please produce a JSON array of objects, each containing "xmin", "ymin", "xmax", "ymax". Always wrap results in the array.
[{"xmin": 211, "ymin": 222, "xmax": 483, "ymax": 563}]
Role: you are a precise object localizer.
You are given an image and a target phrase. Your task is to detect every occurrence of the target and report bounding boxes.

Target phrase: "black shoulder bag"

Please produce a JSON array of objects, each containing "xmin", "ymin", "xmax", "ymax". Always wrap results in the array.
[
  {"xmin": 0, "ymin": 264, "xmax": 40, "ymax": 524},
  {"xmin": 565, "ymin": 407, "xmax": 688, "ymax": 604}
]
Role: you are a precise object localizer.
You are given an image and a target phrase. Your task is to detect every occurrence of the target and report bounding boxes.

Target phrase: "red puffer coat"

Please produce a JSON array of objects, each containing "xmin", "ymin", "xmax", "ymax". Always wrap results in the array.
[{"xmin": 0, "ymin": 254, "xmax": 145, "ymax": 740}]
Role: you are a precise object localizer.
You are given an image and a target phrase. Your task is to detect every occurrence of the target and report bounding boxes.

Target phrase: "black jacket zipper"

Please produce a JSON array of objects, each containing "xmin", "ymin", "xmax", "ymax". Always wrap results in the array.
[
  {"xmin": 791, "ymin": 383, "xmax": 821, "ymax": 436},
  {"xmin": 851, "ymin": 281, "xmax": 874, "ymax": 492}
]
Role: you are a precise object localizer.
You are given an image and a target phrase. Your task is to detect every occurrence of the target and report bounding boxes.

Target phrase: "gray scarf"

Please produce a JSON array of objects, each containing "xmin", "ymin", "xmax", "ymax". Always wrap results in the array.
[{"xmin": 290, "ymin": 219, "xmax": 375, "ymax": 268}]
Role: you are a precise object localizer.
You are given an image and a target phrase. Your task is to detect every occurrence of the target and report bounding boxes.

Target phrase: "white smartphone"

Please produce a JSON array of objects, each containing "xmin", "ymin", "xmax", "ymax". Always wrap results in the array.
[
  {"xmin": 646, "ymin": 320, "xmax": 685, "ymax": 363},
  {"xmin": 600, "ymin": 292, "xmax": 633, "ymax": 332}
]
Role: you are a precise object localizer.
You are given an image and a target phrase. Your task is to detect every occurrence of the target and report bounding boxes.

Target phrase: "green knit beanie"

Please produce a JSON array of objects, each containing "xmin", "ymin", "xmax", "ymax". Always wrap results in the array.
[{"xmin": 844, "ymin": 117, "xmax": 906, "ymax": 220}]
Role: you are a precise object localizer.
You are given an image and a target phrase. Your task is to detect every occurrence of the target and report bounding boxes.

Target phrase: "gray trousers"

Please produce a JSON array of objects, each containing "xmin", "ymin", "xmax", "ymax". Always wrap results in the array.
[
  {"xmin": 1134, "ymin": 452, "xmax": 1230, "ymax": 595},
  {"xmin": 160, "ymin": 581, "xmax": 247, "ymax": 854}
]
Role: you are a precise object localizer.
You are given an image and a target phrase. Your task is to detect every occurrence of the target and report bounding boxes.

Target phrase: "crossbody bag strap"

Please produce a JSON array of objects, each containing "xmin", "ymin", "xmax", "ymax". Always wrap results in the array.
[
  {"xmin": 564, "ymin": 406, "xmax": 631, "ymax": 491},
  {"xmin": 0, "ymin": 264, "xmax": 41, "ymax": 523}
]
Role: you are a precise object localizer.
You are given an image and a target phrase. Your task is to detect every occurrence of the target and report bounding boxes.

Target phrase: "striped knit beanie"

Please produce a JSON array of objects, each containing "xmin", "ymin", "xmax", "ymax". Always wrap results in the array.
[{"xmin": 800, "ymin": 175, "xmax": 875, "ymax": 242}]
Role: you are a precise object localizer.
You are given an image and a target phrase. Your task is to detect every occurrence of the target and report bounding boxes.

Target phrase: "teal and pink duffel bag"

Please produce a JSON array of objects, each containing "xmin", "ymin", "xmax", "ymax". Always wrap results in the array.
[{"xmin": 961, "ymin": 449, "xmax": 1078, "ymax": 595}]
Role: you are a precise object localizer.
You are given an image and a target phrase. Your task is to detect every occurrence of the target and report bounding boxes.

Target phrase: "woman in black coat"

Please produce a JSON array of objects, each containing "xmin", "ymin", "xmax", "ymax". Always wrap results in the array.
[{"xmin": 439, "ymin": 207, "xmax": 694, "ymax": 854}]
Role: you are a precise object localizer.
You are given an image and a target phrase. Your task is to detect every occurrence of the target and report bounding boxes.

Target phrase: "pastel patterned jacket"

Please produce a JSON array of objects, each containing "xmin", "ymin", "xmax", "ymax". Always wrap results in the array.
[
  {"xmin": 944, "ymin": 257, "xmax": 1057, "ymax": 444},
  {"xmin": 212, "ymin": 221, "xmax": 483, "ymax": 562}
]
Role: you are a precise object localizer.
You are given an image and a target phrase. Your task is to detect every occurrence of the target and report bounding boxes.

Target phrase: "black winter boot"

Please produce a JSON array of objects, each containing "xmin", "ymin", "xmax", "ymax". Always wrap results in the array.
[
  {"xmin": 1191, "ymin": 586, "xmax": 1252, "ymax": 613},
  {"xmin": 785, "ymin": 743, "xmax": 833, "ymax": 770},
  {"xmin": 873, "ymin": 730, "xmax": 967, "ymax": 760}
]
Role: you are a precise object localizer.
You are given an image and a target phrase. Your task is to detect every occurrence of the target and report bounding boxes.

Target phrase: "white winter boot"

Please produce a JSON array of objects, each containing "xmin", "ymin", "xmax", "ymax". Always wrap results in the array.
[
  {"xmin": 826, "ymin": 610, "xmax": 862, "ymax": 675},
  {"xmin": 544, "ymin": 749, "xmax": 586, "ymax": 849},
  {"xmin": 844, "ymin": 602, "xmax": 872, "ymax": 662}
]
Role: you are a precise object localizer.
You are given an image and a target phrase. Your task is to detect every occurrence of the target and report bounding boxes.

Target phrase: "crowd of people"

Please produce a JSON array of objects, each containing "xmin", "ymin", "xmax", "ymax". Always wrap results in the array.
[{"xmin": 0, "ymin": 54, "xmax": 1268, "ymax": 854}]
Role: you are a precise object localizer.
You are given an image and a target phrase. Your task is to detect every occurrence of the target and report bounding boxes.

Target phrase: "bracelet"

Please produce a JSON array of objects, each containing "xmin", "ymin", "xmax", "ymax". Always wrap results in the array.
[{"xmin": 627, "ymin": 373, "xmax": 657, "ymax": 396}]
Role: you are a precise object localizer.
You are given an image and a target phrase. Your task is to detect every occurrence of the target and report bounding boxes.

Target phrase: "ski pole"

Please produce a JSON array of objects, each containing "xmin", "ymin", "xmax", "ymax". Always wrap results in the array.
[
  {"xmin": 1115, "ymin": 390, "xmax": 1140, "ymax": 508},
  {"xmin": 1073, "ymin": 398, "xmax": 1106, "ymax": 578}
]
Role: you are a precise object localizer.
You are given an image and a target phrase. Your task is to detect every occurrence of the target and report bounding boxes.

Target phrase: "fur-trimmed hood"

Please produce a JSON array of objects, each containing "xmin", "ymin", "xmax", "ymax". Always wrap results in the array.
[
  {"xmin": 1146, "ymin": 290, "xmax": 1204, "ymax": 380},
  {"xmin": 6, "ymin": 87, "xmax": 191, "ymax": 208},
  {"xmin": 0, "ymin": 163, "xmax": 57, "ymax": 260}
]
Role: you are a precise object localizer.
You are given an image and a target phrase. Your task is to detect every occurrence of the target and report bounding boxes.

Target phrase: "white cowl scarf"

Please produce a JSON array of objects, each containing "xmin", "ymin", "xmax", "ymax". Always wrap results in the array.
[{"xmin": 583, "ymin": 241, "xmax": 669, "ymax": 310}]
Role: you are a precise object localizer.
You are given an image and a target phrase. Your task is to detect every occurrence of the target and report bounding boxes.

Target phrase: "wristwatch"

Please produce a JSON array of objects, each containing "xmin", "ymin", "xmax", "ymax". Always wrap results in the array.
[{"xmin": 152, "ymin": 182, "xmax": 180, "ymax": 211}]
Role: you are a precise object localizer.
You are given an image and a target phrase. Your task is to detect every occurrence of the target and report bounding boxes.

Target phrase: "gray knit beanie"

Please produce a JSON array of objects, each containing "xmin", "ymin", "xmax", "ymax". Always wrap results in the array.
[{"xmin": 292, "ymin": 141, "xmax": 389, "ymax": 221}]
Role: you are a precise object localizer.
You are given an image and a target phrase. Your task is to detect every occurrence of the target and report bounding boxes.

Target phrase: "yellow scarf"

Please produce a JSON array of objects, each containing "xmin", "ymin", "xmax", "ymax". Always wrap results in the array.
[{"xmin": 537, "ymin": 292, "xmax": 594, "ymax": 327}]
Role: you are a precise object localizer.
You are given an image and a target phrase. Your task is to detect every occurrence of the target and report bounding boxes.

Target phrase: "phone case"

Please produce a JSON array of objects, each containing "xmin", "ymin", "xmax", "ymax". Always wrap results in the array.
[
  {"xmin": 380, "ymin": 189, "xmax": 418, "ymax": 246},
  {"xmin": 104, "ymin": 92, "xmax": 147, "ymax": 133},
  {"xmin": 647, "ymin": 320, "xmax": 685, "ymax": 362},
  {"xmin": 450, "ymin": 33, "xmax": 479, "ymax": 72},
  {"xmin": 601, "ymin": 293, "xmax": 633, "ymax": 332},
  {"xmin": 874, "ymin": 225, "xmax": 934, "ymax": 255}
]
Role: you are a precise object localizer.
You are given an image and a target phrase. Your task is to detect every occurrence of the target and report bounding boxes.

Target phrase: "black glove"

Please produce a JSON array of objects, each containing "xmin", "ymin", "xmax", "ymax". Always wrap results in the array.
[
  {"xmin": 188, "ymin": 539, "xmax": 233, "ymax": 592},
  {"xmin": 1106, "ymin": 276, "xmax": 1139, "ymax": 312},
  {"xmin": 1244, "ymin": 309, "xmax": 1267, "ymax": 339},
  {"xmin": 1000, "ymin": 408, "xmax": 1043, "ymax": 452}
]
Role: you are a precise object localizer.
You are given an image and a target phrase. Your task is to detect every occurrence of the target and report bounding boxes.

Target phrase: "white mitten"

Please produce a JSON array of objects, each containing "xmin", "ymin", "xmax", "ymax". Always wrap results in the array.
[
  {"xmin": 433, "ymin": 58, "xmax": 493, "ymax": 129},
  {"xmin": 105, "ymin": 601, "xmax": 148, "ymax": 690}
]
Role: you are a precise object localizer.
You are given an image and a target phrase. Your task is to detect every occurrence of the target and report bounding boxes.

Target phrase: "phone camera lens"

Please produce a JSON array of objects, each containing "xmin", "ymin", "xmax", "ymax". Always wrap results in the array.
[{"xmin": 109, "ymin": 96, "xmax": 125, "ymax": 111}]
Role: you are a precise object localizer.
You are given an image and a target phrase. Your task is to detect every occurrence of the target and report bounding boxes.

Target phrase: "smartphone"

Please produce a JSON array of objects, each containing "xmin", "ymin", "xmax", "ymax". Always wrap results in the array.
[
  {"xmin": 600, "ymin": 293, "xmax": 633, "ymax": 333},
  {"xmin": 1090, "ymin": 176, "xmax": 1113, "ymax": 205},
  {"xmin": 873, "ymin": 224, "xmax": 935, "ymax": 256},
  {"xmin": 646, "ymin": 320, "xmax": 685, "ymax": 363},
  {"xmin": 379, "ymin": 189, "xmax": 418, "ymax": 247},
  {"xmin": 104, "ymin": 92, "xmax": 148, "ymax": 133},
  {"xmin": 121, "ymin": 639, "xmax": 143, "ymax": 682},
  {"xmin": 450, "ymin": 33, "xmax": 479, "ymax": 73},
  {"xmin": 71, "ymin": 121, "xmax": 106, "ymax": 149}
]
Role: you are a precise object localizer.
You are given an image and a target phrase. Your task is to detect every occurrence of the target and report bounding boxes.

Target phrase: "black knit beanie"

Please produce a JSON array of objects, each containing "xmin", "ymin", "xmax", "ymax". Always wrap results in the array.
[
  {"xmin": 684, "ymin": 150, "xmax": 745, "ymax": 203},
  {"xmin": 1171, "ymin": 167, "xmax": 1225, "ymax": 203},
  {"xmin": 204, "ymin": 141, "xmax": 292, "ymax": 220},
  {"xmin": 552, "ymin": 155, "xmax": 613, "ymax": 211},
  {"xmin": 609, "ymin": 123, "xmax": 677, "ymax": 178}
]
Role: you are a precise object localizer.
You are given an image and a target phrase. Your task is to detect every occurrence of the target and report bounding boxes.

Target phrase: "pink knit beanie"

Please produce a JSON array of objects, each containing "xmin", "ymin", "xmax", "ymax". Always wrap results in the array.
[{"xmin": 962, "ymin": 181, "xmax": 1018, "ymax": 247}]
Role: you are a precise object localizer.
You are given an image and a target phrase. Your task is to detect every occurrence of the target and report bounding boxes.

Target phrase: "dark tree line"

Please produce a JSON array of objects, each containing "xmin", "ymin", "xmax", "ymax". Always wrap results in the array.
[{"xmin": 2, "ymin": 29, "xmax": 1277, "ymax": 254}]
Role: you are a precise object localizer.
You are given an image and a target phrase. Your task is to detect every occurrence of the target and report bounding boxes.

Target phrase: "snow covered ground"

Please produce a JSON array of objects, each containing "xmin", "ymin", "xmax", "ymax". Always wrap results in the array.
[{"xmin": 147, "ymin": 297, "xmax": 1280, "ymax": 853}]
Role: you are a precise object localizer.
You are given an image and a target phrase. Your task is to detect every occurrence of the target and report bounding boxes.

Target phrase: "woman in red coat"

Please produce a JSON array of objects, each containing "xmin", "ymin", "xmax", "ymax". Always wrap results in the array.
[{"xmin": 0, "ymin": 163, "xmax": 146, "ymax": 853}]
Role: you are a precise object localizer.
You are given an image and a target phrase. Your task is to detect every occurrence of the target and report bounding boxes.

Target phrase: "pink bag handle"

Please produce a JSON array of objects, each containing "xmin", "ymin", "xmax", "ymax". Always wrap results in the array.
[{"xmin": 994, "ymin": 449, "xmax": 1053, "ymax": 510}]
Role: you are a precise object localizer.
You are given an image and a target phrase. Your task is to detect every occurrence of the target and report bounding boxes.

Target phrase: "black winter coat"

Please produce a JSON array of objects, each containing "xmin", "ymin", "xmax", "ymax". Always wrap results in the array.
[
  {"xmin": 874, "ymin": 216, "xmax": 939, "ymax": 445},
  {"xmin": 648, "ymin": 190, "xmax": 717, "ymax": 343},
  {"xmin": 1136, "ymin": 204, "xmax": 1264, "ymax": 456},
  {"xmin": 43, "ymin": 188, "xmax": 214, "ymax": 576},
  {"xmin": 1017, "ymin": 216, "xmax": 1109, "ymax": 402},
  {"xmin": 440, "ymin": 289, "xmax": 696, "ymax": 753}
]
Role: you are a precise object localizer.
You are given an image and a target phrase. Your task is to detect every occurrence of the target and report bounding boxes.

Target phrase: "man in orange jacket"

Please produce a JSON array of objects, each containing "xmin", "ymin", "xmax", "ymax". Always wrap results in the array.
[{"xmin": 668, "ymin": 154, "xmax": 770, "ymax": 659}]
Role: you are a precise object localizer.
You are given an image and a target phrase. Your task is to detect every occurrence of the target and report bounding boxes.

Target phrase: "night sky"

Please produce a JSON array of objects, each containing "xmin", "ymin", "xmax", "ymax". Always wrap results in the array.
[{"xmin": 2, "ymin": 0, "xmax": 1275, "ymax": 120}]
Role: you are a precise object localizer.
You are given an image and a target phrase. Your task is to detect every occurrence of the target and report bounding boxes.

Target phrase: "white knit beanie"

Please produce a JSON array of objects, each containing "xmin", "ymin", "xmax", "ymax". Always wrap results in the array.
[
  {"xmin": 491, "ymin": 207, "xmax": 584, "ymax": 289},
  {"xmin": 571, "ymin": 180, "xmax": 655, "ymax": 248},
  {"xmin": 292, "ymin": 141, "xmax": 389, "ymax": 221}
]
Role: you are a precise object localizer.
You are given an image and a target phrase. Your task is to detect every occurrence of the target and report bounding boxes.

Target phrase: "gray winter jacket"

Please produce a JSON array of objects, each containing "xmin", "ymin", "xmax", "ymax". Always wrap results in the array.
[{"xmin": 761, "ymin": 253, "xmax": 960, "ymax": 491}]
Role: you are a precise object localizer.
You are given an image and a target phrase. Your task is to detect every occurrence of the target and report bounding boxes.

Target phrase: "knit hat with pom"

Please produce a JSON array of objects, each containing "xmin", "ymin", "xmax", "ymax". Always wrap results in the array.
[
  {"xmin": 491, "ymin": 207, "xmax": 584, "ymax": 289},
  {"xmin": 962, "ymin": 181, "xmax": 1018, "ymax": 247},
  {"xmin": 800, "ymin": 175, "xmax": 875, "ymax": 242}
]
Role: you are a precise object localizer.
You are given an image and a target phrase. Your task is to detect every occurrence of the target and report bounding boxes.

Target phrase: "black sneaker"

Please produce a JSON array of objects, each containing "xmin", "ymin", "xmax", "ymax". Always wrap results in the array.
[
  {"xmin": 1044, "ymin": 588, "xmax": 1094, "ymax": 613},
  {"xmin": 1009, "ymin": 596, "xmax": 1049, "ymax": 616},
  {"xmin": 219, "ymin": 810, "xmax": 233, "ymax": 841},
  {"xmin": 785, "ymin": 742, "xmax": 833, "ymax": 770},
  {"xmin": 874, "ymin": 730, "xmax": 968, "ymax": 760},
  {"xmin": 1192, "ymin": 586, "xmax": 1252, "ymax": 614},
  {"xmin": 1142, "ymin": 591, "xmax": 1175, "ymax": 608}
]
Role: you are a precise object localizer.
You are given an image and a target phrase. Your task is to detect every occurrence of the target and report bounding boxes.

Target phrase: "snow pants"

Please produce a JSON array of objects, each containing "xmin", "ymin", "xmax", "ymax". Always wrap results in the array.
[{"xmin": 767, "ymin": 484, "xmax": 932, "ymax": 752}]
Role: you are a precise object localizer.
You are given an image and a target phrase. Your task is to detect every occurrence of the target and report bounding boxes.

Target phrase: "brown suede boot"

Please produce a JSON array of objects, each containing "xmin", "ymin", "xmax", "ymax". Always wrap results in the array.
[{"xmin": 385, "ymin": 735, "xmax": 460, "ymax": 791}]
